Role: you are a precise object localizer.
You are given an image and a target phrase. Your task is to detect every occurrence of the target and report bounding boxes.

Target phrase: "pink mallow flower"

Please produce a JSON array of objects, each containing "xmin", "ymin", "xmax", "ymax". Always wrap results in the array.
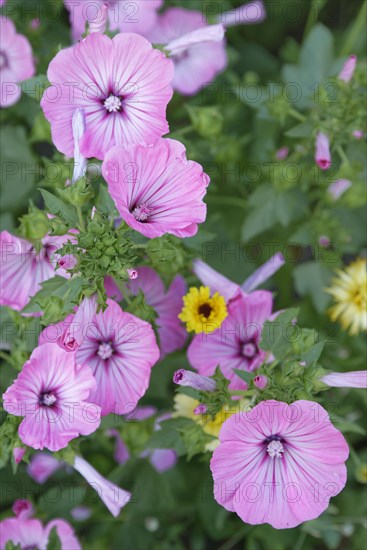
[
  {"xmin": 102, "ymin": 139, "xmax": 210, "ymax": 238},
  {"xmin": 338, "ymin": 55, "xmax": 357, "ymax": 83},
  {"xmin": 320, "ymin": 370, "xmax": 367, "ymax": 388},
  {"xmin": 0, "ymin": 509, "xmax": 80, "ymax": 549},
  {"xmin": 41, "ymin": 299, "xmax": 160, "ymax": 416},
  {"xmin": 218, "ymin": 1, "xmax": 266, "ymax": 27},
  {"xmin": 12, "ymin": 499, "xmax": 33, "ymax": 519},
  {"xmin": 188, "ymin": 291, "xmax": 274, "ymax": 391},
  {"xmin": 64, "ymin": 0, "xmax": 163, "ymax": 42},
  {"xmin": 0, "ymin": 230, "xmax": 76, "ymax": 312},
  {"xmin": 2, "ymin": 343, "xmax": 101, "ymax": 451},
  {"xmin": 315, "ymin": 132, "xmax": 331, "ymax": 170},
  {"xmin": 0, "ymin": 18, "xmax": 35, "ymax": 108},
  {"xmin": 193, "ymin": 252, "xmax": 285, "ymax": 303},
  {"xmin": 41, "ymin": 32, "xmax": 173, "ymax": 161},
  {"xmin": 127, "ymin": 266, "xmax": 187, "ymax": 357},
  {"xmin": 211, "ymin": 399, "xmax": 349, "ymax": 529},
  {"xmin": 146, "ymin": 8, "xmax": 227, "ymax": 96}
]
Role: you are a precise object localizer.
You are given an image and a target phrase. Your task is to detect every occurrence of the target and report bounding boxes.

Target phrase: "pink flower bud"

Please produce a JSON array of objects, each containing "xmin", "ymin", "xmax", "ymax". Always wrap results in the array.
[
  {"xmin": 194, "ymin": 404, "xmax": 208, "ymax": 415},
  {"xmin": 318, "ymin": 235, "xmax": 330, "ymax": 248},
  {"xmin": 127, "ymin": 268, "xmax": 138, "ymax": 280},
  {"xmin": 88, "ymin": 3, "xmax": 109, "ymax": 34},
  {"xmin": 276, "ymin": 146, "xmax": 289, "ymax": 160},
  {"xmin": 30, "ymin": 18, "xmax": 40, "ymax": 30},
  {"xmin": 254, "ymin": 375, "xmax": 268, "ymax": 389},
  {"xmin": 315, "ymin": 132, "xmax": 331, "ymax": 170},
  {"xmin": 12, "ymin": 499, "xmax": 34, "ymax": 519},
  {"xmin": 173, "ymin": 369, "xmax": 217, "ymax": 391},
  {"xmin": 328, "ymin": 178, "xmax": 352, "ymax": 200},
  {"xmin": 352, "ymin": 130, "xmax": 363, "ymax": 139},
  {"xmin": 13, "ymin": 447, "xmax": 26, "ymax": 464},
  {"xmin": 338, "ymin": 55, "xmax": 357, "ymax": 83},
  {"xmin": 320, "ymin": 371, "xmax": 367, "ymax": 388},
  {"xmin": 57, "ymin": 253, "xmax": 78, "ymax": 270},
  {"xmin": 71, "ymin": 506, "xmax": 92, "ymax": 521}
]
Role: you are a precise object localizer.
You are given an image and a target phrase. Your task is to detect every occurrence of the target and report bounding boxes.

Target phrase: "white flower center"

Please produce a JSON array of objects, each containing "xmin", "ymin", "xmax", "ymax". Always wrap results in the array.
[
  {"xmin": 242, "ymin": 341, "xmax": 257, "ymax": 359},
  {"xmin": 267, "ymin": 440, "xmax": 284, "ymax": 459},
  {"xmin": 104, "ymin": 95, "xmax": 122, "ymax": 113},
  {"xmin": 98, "ymin": 342, "xmax": 114, "ymax": 360},
  {"xmin": 132, "ymin": 203, "xmax": 151, "ymax": 222},
  {"xmin": 41, "ymin": 393, "xmax": 57, "ymax": 406}
]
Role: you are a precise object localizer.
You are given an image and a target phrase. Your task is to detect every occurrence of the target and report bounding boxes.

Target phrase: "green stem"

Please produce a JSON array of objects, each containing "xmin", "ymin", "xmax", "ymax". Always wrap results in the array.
[
  {"xmin": 289, "ymin": 108, "xmax": 306, "ymax": 123},
  {"xmin": 303, "ymin": 0, "xmax": 328, "ymax": 39},
  {"xmin": 336, "ymin": 145, "xmax": 349, "ymax": 166},
  {"xmin": 229, "ymin": 390, "xmax": 251, "ymax": 396},
  {"xmin": 206, "ymin": 196, "xmax": 247, "ymax": 209},
  {"xmin": 0, "ymin": 351, "xmax": 10, "ymax": 362},
  {"xmin": 77, "ymin": 207, "xmax": 85, "ymax": 232},
  {"xmin": 294, "ymin": 531, "xmax": 307, "ymax": 550},
  {"xmin": 132, "ymin": 244, "xmax": 148, "ymax": 250},
  {"xmin": 341, "ymin": 0, "xmax": 367, "ymax": 56},
  {"xmin": 170, "ymin": 125, "xmax": 194, "ymax": 138}
]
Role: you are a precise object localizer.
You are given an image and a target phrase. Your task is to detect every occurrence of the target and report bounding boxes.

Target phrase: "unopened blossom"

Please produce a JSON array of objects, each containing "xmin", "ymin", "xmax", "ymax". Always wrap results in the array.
[
  {"xmin": 173, "ymin": 369, "xmax": 217, "ymax": 391},
  {"xmin": 127, "ymin": 267, "xmax": 187, "ymax": 357},
  {"xmin": 27, "ymin": 453, "xmax": 63, "ymax": 484},
  {"xmin": 70, "ymin": 507, "xmax": 92, "ymax": 521},
  {"xmin": 320, "ymin": 370, "xmax": 367, "ymax": 388},
  {"xmin": 275, "ymin": 146, "xmax": 289, "ymax": 160},
  {"xmin": 12, "ymin": 447, "xmax": 26, "ymax": 464},
  {"xmin": 0, "ymin": 230, "xmax": 76, "ymax": 312},
  {"xmin": 146, "ymin": 8, "xmax": 227, "ymax": 95},
  {"xmin": 352, "ymin": 130, "xmax": 363, "ymax": 139},
  {"xmin": 73, "ymin": 456, "xmax": 131, "ymax": 517},
  {"xmin": 315, "ymin": 132, "xmax": 332, "ymax": 170},
  {"xmin": 102, "ymin": 139, "xmax": 209, "ymax": 238},
  {"xmin": 12, "ymin": 500, "xmax": 33, "ymax": 520},
  {"xmin": 0, "ymin": 18, "xmax": 35, "ymax": 107},
  {"xmin": 3, "ymin": 344, "xmax": 101, "ymax": 451},
  {"xmin": 211, "ymin": 400, "xmax": 349, "ymax": 529},
  {"xmin": 218, "ymin": 0, "xmax": 266, "ymax": 27},
  {"xmin": 328, "ymin": 179, "xmax": 352, "ymax": 200},
  {"xmin": 338, "ymin": 55, "xmax": 357, "ymax": 82},
  {"xmin": 253, "ymin": 374, "xmax": 268, "ymax": 389},
  {"xmin": 64, "ymin": 0, "xmax": 163, "ymax": 42},
  {"xmin": 188, "ymin": 291, "xmax": 274, "ymax": 391},
  {"xmin": 319, "ymin": 235, "xmax": 330, "ymax": 248},
  {"xmin": 326, "ymin": 258, "xmax": 367, "ymax": 335},
  {"xmin": 41, "ymin": 33, "xmax": 173, "ymax": 160}
]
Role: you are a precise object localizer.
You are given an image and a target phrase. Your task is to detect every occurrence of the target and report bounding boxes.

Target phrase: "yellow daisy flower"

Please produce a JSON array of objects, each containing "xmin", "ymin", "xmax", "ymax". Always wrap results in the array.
[
  {"xmin": 178, "ymin": 286, "xmax": 227, "ymax": 334},
  {"xmin": 326, "ymin": 258, "xmax": 367, "ymax": 335},
  {"xmin": 173, "ymin": 394, "xmax": 246, "ymax": 451}
]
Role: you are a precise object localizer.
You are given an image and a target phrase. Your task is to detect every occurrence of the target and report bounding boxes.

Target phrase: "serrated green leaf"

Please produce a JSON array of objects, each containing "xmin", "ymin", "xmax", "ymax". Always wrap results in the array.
[
  {"xmin": 39, "ymin": 189, "xmax": 78, "ymax": 227},
  {"xmin": 301, "ymin": 341, "xmax": 324, "ymax": 366},
  {"xmin": 233, "ymin": 369, "xmax": 254, "ymax": 384}
]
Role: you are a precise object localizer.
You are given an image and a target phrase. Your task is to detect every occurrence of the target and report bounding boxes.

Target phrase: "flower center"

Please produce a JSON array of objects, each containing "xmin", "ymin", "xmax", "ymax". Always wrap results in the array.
[
  {"xmin": 98, "ymin": 342, "xmax": 114, "ymax": 360},
  {"xmin": 242, "ymin": 341, "xmax": 258, "ymax": 359},
  {"xmin": 104, "ymin": 94, "xmax": 122, "ymax": 113},
  {"xmin": 132, "ymin": 203, "xmax": 151, "ymax": 222},
  {"xmin": 266, "ymin": 437, "xmax": 284, "ymax": 459},
  {"xmin": 40, "ymin": 392, "xmax": 57, "ymax": 407},
  {"xmin": 198, "ymin": 303, "xmax": 212, "ymax": 318},
  {"xmin": 0, "ymin": 51, "xmax": 8, "ymax": 71}
]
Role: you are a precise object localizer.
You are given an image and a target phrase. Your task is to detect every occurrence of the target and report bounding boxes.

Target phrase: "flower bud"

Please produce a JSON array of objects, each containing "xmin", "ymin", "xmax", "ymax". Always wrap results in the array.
[
  {"xmin": 127, "ymin": 268, "xmax": 138, "ymax": 280},
  {"xmin": 338, "ymin": 55, "xmax": 357, "ymax": 83},
  {"xmin": 318, "ymin": 235, "xmax": 330, "ymax": 248},
  {"xmin": 315, "ymin": 132, "xmax": 331, "ymax": 170},
  {"xmin": 187, "ymin": 105, "xmax": 224, "ymax": 138},
  {"xmin": 352, "ymin": 130, "xmax": 363, "ymax": 139},
  {"xmin": 173, "ymin": 369, "xmax": 217, "ymax": 391},
  {"xmin": 12, "ymin": 499, "xmax": 34, "ymax": 519},
  {"xmin": 328, "ymin": 178, "xmax": 352, "ymax": 200},
  {"xmin": 19, "ymin": 207, "xmax": 49, "ymax": 241},
  {"xmin": 13, "ymin": 447, "xmax": 26, "ymax": 464},
  {"xmin": 253, "ymin": 375, "xmax": 268, "ymax": 389}
]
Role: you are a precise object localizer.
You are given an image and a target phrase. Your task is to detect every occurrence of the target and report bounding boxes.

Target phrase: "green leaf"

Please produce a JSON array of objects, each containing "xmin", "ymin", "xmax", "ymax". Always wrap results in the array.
[
  {"xmin": 21, "ymin": 75, "xmax": 49, "ymax": 102},
  {"xmin": 233, "ymin": 369, "xmax": 254, "ymax": 384},
  {"xmin": 260, "ymin": 308, "xmax": 299, "ymax": 359},
  {"xmin": 5, "ymin": 542, "xmax": 22, "ymax": 550},
  {"xmin": 284, "ymin": 122, "xmax": 313, "ymax": 138},
  {"xmin": 293, "ymin": 262, "xmax": 333, "ymax": 313},
  {"xmin": 46, "ymin": 527, "xmax": 62, "ymax": 550},
  {"xmin": 39, "ymin": 189, "xmax": 78, "ymax": 227},
  {"xmin": 301, "ymin": 341, "xmax": 324, "ymax": 366}
]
